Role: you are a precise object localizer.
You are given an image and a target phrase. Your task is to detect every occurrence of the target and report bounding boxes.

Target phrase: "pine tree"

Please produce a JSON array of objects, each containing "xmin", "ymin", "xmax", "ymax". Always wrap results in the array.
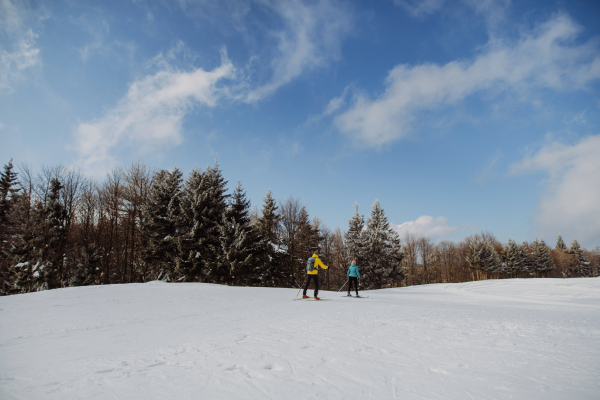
[
  {"xmin": 175, "ymin": 163, "xmax": 229, "ymax": 282},
  {"xmin": 296, "ymin": 206, "xmax": 321, "ymax": 262},
  {"xmin": 10, "ymin": 179, "xmax": 67, "ymax": 291},
  {"xmin": 70, "ymin": 244, "xmax": 101, "ymax": 286},
  {"xmin": 531, "ymin": 239, "xmax": 555, "ymax": 276},
  {"xmin": 255, "ymin": 190, "xmax": 286, "ymax": 287},
  {"xmin": 520, "ymin": 242, "xmax": 536, "ymax": 275},
  {"xmin": 140, "ymin": 168, "xmax": 183, "ymax": 281},
  {"xmin": 556, "ymin": 235, "xmax": 567, "ymax": 251},
  {"xmin": 0, "ymin": 159, "xmax": 20, "ymax": 294},
  {"xmin": 217, "ymin": 182, "xmax": 258, "ymax": 285},
  {"xmin": 361, "ymin": 200, "xmax": 404, "ymax": 289},
  {"xmin": 568, "ymin": 239, "xmax": 592, "ymax": 277},
  {"xmin": 466, "ymin": 238, "xmax": 501, "ymax": 278},
  {"xmin": 502, "ymin": 238, "xmax": 524, "ymax": 275},
  {"xmin": 345, "ymin": 203, "xmax": 366, "ymax": 267}
]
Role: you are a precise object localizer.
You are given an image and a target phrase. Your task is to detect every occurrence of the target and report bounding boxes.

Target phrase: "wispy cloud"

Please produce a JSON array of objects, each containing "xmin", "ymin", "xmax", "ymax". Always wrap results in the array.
[
  {"xmin": 72, "ymin": 50, "xmax": 236, "ymax": 173},
  {"xmin": 244, "ymin": 0, "xmax": 352, "ymax": 102},
  {"xmin": 72, "ymin": 0, "xmax": 353, "ymax": 171},
  {"xmin": 392, "ymin": 216, "xmax": 477, "ymax": 240},
  {"xmin": 509, "ymin": 135, "xmax": 600, "ymax": 248},
  {"xmin": 473, "ymin": 150, "xmax": 502, "ymax": 185},
  {"xmin": 0, "ymin": 0, "xmax": 42, "ymax": 91},
  {"xmin": 331, "ymin": 13, "xmax": 600, "ymax": 147}
]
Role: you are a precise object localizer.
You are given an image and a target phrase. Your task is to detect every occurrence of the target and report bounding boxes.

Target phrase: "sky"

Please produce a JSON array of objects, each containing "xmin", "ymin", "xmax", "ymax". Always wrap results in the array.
[{"xmin": 1, "ymin": 0, "xmax": 599, "ymax": 248}]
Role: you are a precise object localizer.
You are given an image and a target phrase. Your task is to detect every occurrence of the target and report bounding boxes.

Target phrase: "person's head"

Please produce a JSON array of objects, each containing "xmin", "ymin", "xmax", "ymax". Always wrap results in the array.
[
  {"xmin": 313, "ymin": 252, "xmax": 318, "ymax": 258},
  {"xmin": 352, "ymin": 260, "xmax": 356, "ymax": 264}
]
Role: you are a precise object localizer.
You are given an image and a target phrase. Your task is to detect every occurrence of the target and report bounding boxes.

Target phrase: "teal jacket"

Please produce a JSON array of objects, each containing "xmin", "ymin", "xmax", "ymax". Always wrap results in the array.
[{"xmin": 347, "ymin": 264, "xmax": 360, "ymax": 278}]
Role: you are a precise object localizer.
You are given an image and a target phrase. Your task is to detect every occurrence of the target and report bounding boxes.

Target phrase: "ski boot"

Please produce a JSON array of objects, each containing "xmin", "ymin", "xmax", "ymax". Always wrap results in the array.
[
  {"xmin": 314, "ymin": 296, "xmax": 321, "ymax": 300},
  {"xmin": 302, "ymin": 295, "xmax": 309, "ymax": 299},
  {"xmin": 347, "ymin": 293, "xmax": 352, "ymax": 297}
]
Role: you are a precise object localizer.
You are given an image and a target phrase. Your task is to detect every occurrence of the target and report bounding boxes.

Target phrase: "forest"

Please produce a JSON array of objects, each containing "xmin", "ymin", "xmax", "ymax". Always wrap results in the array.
[{"xmin": 0, "ymin": 159, "xmax": 598, "ymax": 295}]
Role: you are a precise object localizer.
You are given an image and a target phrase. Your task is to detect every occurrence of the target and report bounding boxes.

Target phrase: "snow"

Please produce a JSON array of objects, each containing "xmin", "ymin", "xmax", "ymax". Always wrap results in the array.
[{"xmin": 1, "ymin": 278, "xmax": 599, "ymax": 399}]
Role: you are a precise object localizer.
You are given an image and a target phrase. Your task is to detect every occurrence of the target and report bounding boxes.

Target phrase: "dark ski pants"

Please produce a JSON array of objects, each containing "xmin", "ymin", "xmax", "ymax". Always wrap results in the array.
[
  {"xmin": 348, "ymin": 276, "xmax": 359, "ymax": 295},
  {"xmin": 303, "ymin": 275, "xmax": 319, "ymax": 297}
]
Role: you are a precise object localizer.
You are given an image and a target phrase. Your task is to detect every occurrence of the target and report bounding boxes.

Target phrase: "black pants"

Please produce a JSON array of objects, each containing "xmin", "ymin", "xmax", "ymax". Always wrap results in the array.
[
  {"xmin": 303, "ymin": 275, "xmax": 319, "ymax": 296},
  {"xmin": 348, "ymin": 276, "xmax": 359, "ymax": 295}
]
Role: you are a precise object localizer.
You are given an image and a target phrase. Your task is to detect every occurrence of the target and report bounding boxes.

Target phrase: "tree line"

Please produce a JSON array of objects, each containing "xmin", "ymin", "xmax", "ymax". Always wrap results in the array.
[{"xmin": 0, "ymin": 159, "xmax": 598, "ymax": 295}]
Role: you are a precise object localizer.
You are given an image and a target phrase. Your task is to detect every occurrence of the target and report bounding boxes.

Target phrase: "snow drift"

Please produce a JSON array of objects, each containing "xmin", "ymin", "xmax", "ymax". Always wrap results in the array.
[{"xmin": 1, "ymin": 278, "xmax": 599, "ymax": 399}]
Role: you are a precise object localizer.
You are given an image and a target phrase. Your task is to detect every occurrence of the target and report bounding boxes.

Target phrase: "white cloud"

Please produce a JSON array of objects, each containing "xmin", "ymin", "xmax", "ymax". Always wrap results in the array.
[
  {"xmin": 72, "ymin": 50, "xmax": 236, "ymax": 173},
  {"xmin": 392, "ymin": 0, "xmax": 447, "ymax": 17},
  {"xmin": 0, "ymin": 0, "xmax": 42, "ymax": 91},
  {"xmin": 392, "ymin": 216, "xmax": 477, "ymax": 240},
  {"xmin": 509, "ymin": 135, "xmax": 600, "ymax": 248},
  {"xmin": 73, "ymin": 0, "xmax": 353, "ymax": 171},
  {"xmin": 244, "ymin": 0, "xmax": 352, "ymax": 101},
  {"xmin": 332, "ymin": 14, "xmax": 600, "ymax": 147}
]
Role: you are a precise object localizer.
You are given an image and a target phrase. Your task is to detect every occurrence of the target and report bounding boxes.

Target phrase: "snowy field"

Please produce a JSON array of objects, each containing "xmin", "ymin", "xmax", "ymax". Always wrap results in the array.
[{"xmin": 1, "ymin": 278, "xmax": 599, "ymax": 399}]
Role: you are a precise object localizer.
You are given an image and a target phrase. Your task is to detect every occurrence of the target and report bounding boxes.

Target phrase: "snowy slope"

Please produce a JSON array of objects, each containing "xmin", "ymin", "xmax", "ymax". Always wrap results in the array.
[{"xmin": 1, "ymin": 278, "xmax": 599, "ymax": 400}]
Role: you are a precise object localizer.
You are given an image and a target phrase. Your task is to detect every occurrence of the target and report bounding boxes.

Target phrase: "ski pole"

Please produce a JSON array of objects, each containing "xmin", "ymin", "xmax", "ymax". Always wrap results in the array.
[
  {"xmin": 296, "ymin": 276, "xmax": 307, "ymax": 298},
  {"xmin": 334, "ymin": 279, "xmax": 349, "ymax": 297}
]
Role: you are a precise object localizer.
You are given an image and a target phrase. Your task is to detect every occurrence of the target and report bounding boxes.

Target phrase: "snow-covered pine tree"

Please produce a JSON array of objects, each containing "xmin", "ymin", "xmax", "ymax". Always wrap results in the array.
[
  {"xmin": 10, "ymin": 178, "xmax": 67, "ymax": 291},
  {"xmin": 520, "ymin": 242, "xmax": 536, "ymax": 276},
  {"xmin": 175, "ymin": 163, "xmax": 229, "ymax": 282},
  {"xmin": 140, "ymin": 168, "xmax": 183, "ymax": 281},
  {"xmin": 502, "ymin": 238, "xmax": 524, "ymax": 276},
  {"xmin": 254, "ymin": 190, "xmax": 286, "ymax": 287},
  {"xmin": 531, "ymin": 239, "xmax": 555, "ymax": 276},
  {"xmin": 361, "ymin": 200, "xmax": 404, "ymax": 289},
  {"xmin": 556, "ymin": 235, "xmax": 567, "ymax": 251},
  {"xmin": 0, "ymin": 159, "xmax": 20, "ymax": 294},
  {"xmin": 217, "ymin": 181, "xmax": 258, "ymax": 285},
  {"xmin": 344, "ymin": 203, "xmax": 366, "ymax": 268},
  {"xmin": 568, "ymin": 239, "xmax": 592, "ymax": 277},
  {"xmin": 70, "ymin": 244, "xmax": 100, "ymax": 286},
  {"xmin": 466, "ymin": 238, "xmax": 501, "ymax": 278},
  {"xmin": 296, "ymin": 206, "xmax": 321, "ymax": 265}
]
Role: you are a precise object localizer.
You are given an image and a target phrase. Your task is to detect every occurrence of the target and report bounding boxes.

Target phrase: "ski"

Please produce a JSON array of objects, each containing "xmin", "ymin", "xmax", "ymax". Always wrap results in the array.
[{"xmin": 347, "ymin": 295, "xmax": 369, "ymax": 298}]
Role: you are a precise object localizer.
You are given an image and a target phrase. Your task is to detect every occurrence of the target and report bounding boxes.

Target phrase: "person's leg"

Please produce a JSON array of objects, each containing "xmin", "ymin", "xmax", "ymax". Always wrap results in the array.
[
  {"xmin": 303, "ymin": 275, "xmax": 310, "ymax": 296},
  {"xmin": 347, "ymin": 277, "xmax": 354, "ymax": 294},
  {"xmin": 314, "ymin": 275, "xmax": 319, "ymax": 297},
  {"xmin": 355, "ymin": 277, "xmax": 359, "ymax": 296}
]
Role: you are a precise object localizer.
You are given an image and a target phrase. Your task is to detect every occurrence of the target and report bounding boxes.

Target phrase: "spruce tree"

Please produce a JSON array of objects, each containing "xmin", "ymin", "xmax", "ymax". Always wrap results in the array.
[
  {"xmin": 296, "ymin": 206, "xmax": 321, "ymax": 262},
  {"xmin": 556, "ymin": 235, "xmax": 567, "ymax": 251},
  {"xmin": 10, "ymin": 178, "xmax": 67, "ymax": 291},
  {"xmin": 345, "ymin": 203, "xmax": 366, "ymax": 267},
  {"xmin": 466, "ymin": 238, "xmax": 501, "ymax": 277},
  {"xmin": 361, "ymin": 200, "xmax": 404, "ymax": 289},
  {"xmin": 175, "ymin": 163, "xmax": 229, "ymax": 282},
  {"xmin": 568, "ymin": 239, "xmax": 592, "ymax": 277},
  {"xmin": 0, "ymin": 160, "xmax": 20, "ymax": 294},
  {"xmin": 503, "ymin": 238, "xmax": 524, "ymax": 275},
  {"xmin": 520, "ymin": 242, "xmax": 536, "ymax": 275},
  {"xmin": 70, "ymin": 244, "xmax": 101, "ymax": 286},
  {"xmin": 217, "ymin": 182, "xmax": 258, "ymax": 285},
  {"xmin": 140, "ymin": 168, "xmax": 183, "ymax": 281},
  {"xmin": 255, "ymin": 190, "xmax": 286, "ymax": 287},
  {"xmin": 531, "ymin": 239, "xmax": 555, "ymax": 276}
]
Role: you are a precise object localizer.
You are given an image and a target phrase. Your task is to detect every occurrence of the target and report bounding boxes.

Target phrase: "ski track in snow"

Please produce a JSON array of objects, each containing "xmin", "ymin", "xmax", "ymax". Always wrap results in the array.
[{"xmin": 1, "ymin": 278, "xmax": 600, "ymax": 399}]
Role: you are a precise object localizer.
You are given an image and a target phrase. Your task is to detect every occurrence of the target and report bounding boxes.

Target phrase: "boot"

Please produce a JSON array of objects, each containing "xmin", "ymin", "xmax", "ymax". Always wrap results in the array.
[
  {"xmin": 314, "ymin": 296, "xmax": 320, "ymax": 300},
  {"xmin": 302, "ymin": 295, "xmax": 309, "ymax": 299}
]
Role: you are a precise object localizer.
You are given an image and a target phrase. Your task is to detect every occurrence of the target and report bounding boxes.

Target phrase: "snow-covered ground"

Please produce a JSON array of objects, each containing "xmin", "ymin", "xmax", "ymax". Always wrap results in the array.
[{"xmin": 1, "ymin": 278, "xmax": 599, "ymax": 399}]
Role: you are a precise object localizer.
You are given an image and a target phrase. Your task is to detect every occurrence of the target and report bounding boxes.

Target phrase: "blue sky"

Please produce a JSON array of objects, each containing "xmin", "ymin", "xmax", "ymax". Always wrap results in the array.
[{"xmin": 1, "ymin": 0, "xmax": 599, "ymax": 248}]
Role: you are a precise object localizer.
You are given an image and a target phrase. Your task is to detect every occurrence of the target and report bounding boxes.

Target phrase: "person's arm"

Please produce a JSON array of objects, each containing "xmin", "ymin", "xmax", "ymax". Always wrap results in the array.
[{"xmin": 315, "ymin": 257, "xmax": 328, "ymax": 270}]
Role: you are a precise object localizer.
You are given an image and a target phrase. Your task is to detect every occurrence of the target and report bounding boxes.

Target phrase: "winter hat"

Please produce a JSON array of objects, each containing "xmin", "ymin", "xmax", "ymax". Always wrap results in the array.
[{"xmin": 352, "ymin": 260, "xmax": 356, "ymax": 264}]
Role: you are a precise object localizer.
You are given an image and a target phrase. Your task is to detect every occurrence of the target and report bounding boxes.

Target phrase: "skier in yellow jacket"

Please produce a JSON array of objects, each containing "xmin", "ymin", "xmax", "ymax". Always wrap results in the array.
[{"xmin": 302, "ymin": 253, "xmax": 329, "ymax": 300}]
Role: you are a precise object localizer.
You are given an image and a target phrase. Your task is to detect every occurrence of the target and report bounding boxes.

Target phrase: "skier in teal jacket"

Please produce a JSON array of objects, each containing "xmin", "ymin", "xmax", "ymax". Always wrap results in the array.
[{"xmin": 347, "ymin": 260, "xmax": 361, "ymax": 297}]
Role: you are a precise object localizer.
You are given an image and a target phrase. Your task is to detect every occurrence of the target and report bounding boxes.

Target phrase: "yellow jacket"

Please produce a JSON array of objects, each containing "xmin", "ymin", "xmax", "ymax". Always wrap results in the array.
[{"xmin": 307, "ymin": 254, "xmax": 328, "ymax": 275}]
